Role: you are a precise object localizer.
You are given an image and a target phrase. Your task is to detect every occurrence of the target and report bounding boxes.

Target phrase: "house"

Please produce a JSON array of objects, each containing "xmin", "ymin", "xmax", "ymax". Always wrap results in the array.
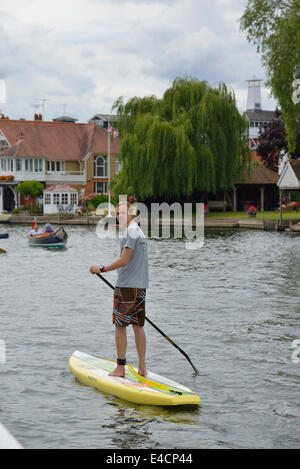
[
  {"xmin": 88, "ymin": 114, "xmax": 118, "ymax": 129},
  {"xmin": 0, "ymin": 115, "xmax": 120, "ymax": 213},
  {"xmin": 244, "ymin": 77, "xmax": 278, "ymax": 149}
]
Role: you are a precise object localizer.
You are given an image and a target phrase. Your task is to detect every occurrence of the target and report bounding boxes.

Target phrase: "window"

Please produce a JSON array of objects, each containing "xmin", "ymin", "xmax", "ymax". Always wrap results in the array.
[
  {"xmin": 45, "ymin": 193, "xmax": 51, "ymax": 205},
  {"xmin": 0, "ymin": 140, "xmax": 8, "ymax": 152},
  {"xmin": 16, "ymin": 159, "xmax": 22, "ymax": 171},
  {"xmin": 94, "ymin": 181, "xmax": 108, "ymax": 194},
  {"xmin": 250, "ymin": 122, "xmax": 254, "ymax": 128},
  {"xmin": 25, "ymin": 159, "xmax": 34, "ymax": 172},
  {"xmin": 53, "ymin": 193, "xmax": 60, "ymax": 205},
  {"xmin": 255, "ymin": 122, "xmax": 259, "ymax": 127},
  {"xmin": 70, "ymin": 193, "xmax": 77, "ymax": 204},
  {"xmin": 115, "ymin": 156, "xmax": 121, "ymax": 174},
  {"xmin": 94, "ymin": 156, "xmax": 107, "ymax": 178},
  {"xmin": 61, "ymin": 193, "xmax": 68, "ymax": 205},
  {"xmin": 0, "ymin": 157, "xmax": 14, "ymax": 171},
  {"xmin": 48, "ymin": 161, "xmax": 64, "ymax": 172}
]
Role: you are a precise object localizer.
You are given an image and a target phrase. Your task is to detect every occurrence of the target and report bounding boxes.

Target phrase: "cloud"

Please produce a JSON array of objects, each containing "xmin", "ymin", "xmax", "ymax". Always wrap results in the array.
[{"xmin": 0, "ymin": 0, "xmax": 277, "ymax": 121}]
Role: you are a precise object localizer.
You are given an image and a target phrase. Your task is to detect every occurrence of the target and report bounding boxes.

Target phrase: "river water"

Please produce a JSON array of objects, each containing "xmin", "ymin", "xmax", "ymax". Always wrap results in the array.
[{"xmin": 0, "ymin": 224, "xmax": 299, "ymax": 449}]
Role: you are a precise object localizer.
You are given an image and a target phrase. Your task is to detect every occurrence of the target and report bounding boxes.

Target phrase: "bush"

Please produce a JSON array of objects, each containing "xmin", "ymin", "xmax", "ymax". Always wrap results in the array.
[
  {"xmin": 90, "ymin": 194, "xmax": 109, "ymax": 208},
  {"xmin": 291, "ymin": 192, "xmax": 300, "ymax": 203},
  {"xmin": 12, "ymin": 206, "xmax": 30, "ymax": 214},
  {"xmin": 17, "ymin": 180, "xmax": 44, "ymax": 198}
]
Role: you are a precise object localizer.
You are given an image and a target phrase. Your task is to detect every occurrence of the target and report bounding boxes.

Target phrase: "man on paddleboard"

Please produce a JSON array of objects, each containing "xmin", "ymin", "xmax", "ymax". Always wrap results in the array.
[{"xmin": 90, "ymin": 200, "xmax": 149, "ymax": 377}]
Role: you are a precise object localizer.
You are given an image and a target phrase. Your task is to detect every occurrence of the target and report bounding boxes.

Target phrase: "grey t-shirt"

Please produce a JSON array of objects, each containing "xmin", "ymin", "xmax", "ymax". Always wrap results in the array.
[{"xmin": 116, "ymin": 221, "xmax": 149, "ymax": 288}]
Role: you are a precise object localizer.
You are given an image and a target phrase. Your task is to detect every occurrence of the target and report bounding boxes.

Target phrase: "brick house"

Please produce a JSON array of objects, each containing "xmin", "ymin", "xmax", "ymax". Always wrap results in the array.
[{"xmin": 0, "ymin": 116, "xmax": 120, "ymax": 212}]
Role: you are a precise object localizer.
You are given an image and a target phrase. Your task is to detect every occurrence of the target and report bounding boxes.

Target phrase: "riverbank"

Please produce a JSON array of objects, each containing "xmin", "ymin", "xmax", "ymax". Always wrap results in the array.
[{"xmin": 1, "ymin": 213, "xmax": 300, "ymax": 232}]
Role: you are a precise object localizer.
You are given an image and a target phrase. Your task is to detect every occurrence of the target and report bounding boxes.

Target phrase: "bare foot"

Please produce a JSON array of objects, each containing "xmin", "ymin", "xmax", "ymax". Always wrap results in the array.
[
  {"xmin": 109, "ymin": 365, "xmax": 125, "ymax": 377},
  {"xmin": 138, "ymin": 365, "xmax": 148, "ymax": 377}
]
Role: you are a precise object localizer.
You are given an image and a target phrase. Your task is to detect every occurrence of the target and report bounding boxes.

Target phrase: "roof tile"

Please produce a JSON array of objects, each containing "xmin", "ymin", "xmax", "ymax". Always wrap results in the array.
[{"xmin": 0, "ymin": 120, "xmax": 119, "ymax": 160}]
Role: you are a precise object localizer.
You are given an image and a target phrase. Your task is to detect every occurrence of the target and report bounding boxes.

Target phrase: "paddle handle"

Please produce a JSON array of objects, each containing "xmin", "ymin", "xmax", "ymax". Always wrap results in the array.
[{"xmin": 96, "ymin": 273, "xmax": 199, "ymax": 376}]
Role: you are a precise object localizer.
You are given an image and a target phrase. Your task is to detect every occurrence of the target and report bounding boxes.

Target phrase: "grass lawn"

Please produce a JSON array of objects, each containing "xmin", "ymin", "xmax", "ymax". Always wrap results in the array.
[{"xmin": 206, "ymin": 211, "xmax": 300, "ymax": 220}]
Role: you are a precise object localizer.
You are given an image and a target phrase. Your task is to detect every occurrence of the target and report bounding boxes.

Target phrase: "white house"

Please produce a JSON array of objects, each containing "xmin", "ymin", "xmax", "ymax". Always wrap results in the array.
[
  {"xmin": 43, "ymin": 184, "xmax": 78, "ymax": 214},
  {"xmin": 244, "ymin": 76, "xmax": 277, "ymax": 148}
]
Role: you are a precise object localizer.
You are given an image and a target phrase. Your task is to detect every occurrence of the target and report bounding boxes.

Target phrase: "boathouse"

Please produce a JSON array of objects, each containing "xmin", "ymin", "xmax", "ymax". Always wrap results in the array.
[{"xmin": 233, "ymin": 164, "xmax": 279, "ymax": 211}]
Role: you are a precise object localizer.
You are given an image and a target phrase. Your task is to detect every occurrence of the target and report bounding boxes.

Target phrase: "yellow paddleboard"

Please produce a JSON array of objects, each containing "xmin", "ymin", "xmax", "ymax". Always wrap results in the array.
[{"xmin": 69, "ymin": 351, "xmax": 200, "ymax": 407}]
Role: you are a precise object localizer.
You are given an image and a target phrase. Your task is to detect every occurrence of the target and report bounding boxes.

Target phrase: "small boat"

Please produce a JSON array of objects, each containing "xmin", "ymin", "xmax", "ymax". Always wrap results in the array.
[
  {"xmin": 0, "ymin": 234, "xmax": 8, "ymax": 239},
  {"xmin": 0, "ymin": 248, "xmax": 6, "ymax": 254},
  {"xmin": 27, "ymin": 226, "xmax": 68, "ymax": 248}
]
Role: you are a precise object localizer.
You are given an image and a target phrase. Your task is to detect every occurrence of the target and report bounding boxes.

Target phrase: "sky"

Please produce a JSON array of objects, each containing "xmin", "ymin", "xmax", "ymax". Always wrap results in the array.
[{"xmin": 0, "ymin": 0, "xmax": 277, "ymax": 123}]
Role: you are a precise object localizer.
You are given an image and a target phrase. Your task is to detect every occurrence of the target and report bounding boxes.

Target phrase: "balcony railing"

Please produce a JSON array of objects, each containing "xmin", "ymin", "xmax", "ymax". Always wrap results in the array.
[
  {"xmin": 45, "ymin": 171, "xmax": 86, "ymax": 182},
  {"xmin": 0, "ymin": 170, "xmax": 86, "ymax": 183}
]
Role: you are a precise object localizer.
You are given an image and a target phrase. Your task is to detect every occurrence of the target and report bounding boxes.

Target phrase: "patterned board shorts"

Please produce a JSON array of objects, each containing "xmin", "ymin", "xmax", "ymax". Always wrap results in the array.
[{"xmin": 113, "ymin": 287, "xmax": 146, "ymax": 327}]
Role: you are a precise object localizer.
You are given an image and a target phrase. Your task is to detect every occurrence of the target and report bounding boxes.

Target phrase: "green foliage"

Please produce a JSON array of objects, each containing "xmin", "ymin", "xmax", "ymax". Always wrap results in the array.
[
  {"xmin": 17, "ymin": 180, "xmax": 44, "ymax": 198},
  {"xmin": 291, "ymin": 192, "xmax": 300, "ymax": 203},
  {"xmin": 240, "ymin": 0, "xmax": 300, "ymax": 153},
  {"xmin": 89, "ymin": 194, "xmax": 109, "ymax": 208},
  {"xmin": 12, "ymin": 206, "xmax": 30, "ymax": 214},
  {"xmin": 111, "ymin": 77, "xmax": 250, "ymax": 200}
]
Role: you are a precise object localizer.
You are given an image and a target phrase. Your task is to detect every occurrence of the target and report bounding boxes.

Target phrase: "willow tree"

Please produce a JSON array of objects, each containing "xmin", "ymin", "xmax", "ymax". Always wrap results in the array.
[{"xmin": 111, "ymin": 77, "xmax": 250, "ymax": 200}]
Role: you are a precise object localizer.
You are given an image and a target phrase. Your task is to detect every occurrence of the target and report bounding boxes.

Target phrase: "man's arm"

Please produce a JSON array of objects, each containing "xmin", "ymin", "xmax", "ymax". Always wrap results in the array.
[
  {"xmin": 105, "ymin": 247, "xmax": 133, "ymax": 272},
  {"xmin": 90, "ymin": 247, "xmax": 133, "ymax": 274}
]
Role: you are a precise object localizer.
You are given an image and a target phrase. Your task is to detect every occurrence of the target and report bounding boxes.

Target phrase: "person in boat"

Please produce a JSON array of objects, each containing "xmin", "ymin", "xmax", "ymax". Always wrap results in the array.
[
  {"xmin": 28, "ymin": 218, "xmax": 41, "ymax": 236},
  {"xmin": 27, "ymin": 225, "xmax": 42, "ymax": 236},
  {"xmin": 44, "ymin": 223, "xmax": 54, "ymax": 234},
  {"xmin": 89, "ymin": 200, "xmax": 149, "ymax": 378}
]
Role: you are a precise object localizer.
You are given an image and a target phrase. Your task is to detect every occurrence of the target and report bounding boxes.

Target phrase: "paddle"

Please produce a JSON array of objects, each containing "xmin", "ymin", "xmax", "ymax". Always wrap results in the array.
[{"xmin": 96, "ymin": 273, "xmax": 199, "ymax": 376}]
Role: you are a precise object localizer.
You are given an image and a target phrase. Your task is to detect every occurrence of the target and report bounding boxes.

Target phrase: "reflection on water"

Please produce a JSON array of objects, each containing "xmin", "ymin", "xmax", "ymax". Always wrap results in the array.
[
  {"xmin": 0, "ymin": 224, "xmax": 299, "ymax": 449},
  {"xmin": 102, "ymin": 398, "xmax": 201, "ymax": 450}
]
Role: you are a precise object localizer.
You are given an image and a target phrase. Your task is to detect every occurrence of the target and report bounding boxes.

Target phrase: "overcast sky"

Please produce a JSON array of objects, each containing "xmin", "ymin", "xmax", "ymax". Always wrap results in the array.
[{"xmin": 0, "ymin": 0, "xmax": 277, "ymax": 123}]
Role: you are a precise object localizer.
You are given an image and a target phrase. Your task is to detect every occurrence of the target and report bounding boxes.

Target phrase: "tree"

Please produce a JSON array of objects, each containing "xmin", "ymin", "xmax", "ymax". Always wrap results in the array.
[
  {"xmin": 240, "ymin": 0, "xmax": 300, "ymax": 153},
  {"xmin": 111, "ymin": 77, "xmax": 250, "ymax": 201},
  {"xmin": 256, "ymin": 110, "xmax": 300, "ymax": 171},
  {"xmin": 17, "ymin": 180, "xmax": 44, "ymax": 210}
]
